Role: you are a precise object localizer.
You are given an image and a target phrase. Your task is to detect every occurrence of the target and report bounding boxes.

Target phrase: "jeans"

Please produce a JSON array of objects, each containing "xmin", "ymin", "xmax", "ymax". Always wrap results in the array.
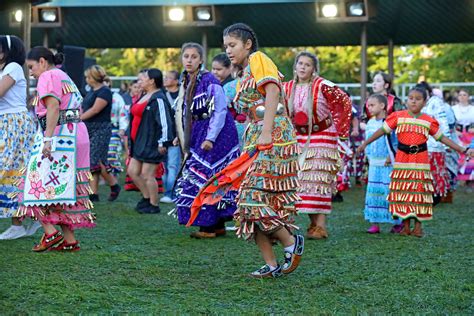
[{"xmin": 163, "ymin": 145, "xmax": 181, "ymax": 198}]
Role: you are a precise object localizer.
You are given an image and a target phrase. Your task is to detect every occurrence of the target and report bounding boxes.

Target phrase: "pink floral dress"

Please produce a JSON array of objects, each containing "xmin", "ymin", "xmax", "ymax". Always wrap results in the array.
[{"xmin": 14, "ymin": 69, "xmax": 95, "ymax": 229}]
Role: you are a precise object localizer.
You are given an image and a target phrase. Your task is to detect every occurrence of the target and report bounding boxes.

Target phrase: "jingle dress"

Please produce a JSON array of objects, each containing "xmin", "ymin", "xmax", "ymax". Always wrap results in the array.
[
  {"xmin": 175, "ymin": 71, "xmax": 240, "ymax": 228},
  {"xmin": 233, "ymin": 52, "xmax": 300, "ymax": 240},
  {"xmin": 364, "ymin": 117, "xmax": 401, "ymax": 224},
  {"xmin": 283, "ymin": 78, "xmax": 351, "ymax": 214},
  {"xmin": 0, "ymin": 62, "xmax": 35, "ymax": 218},
  {"xmin": 108, "ymin": 91, "xmax": 128, "ymax": 174},
  {"xmin": 422, "ymin": 95, "xmax": 451, "ymax": 197},
  {"xmin": 382, "ymin": 110, "xmax": 443, "ymax": 221},
  {"xmin": 15, "ymin": 69, "xmax": 95, "ymax": 229}
]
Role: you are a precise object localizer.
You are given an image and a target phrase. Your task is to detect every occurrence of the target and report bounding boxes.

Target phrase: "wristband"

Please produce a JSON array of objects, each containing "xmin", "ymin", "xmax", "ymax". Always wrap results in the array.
[
  {"xmin": 463, "ymin": 147, "xmax": 469, "ymax": 154},
  {"xmin": 43, "ymin": 137, "xmax": 54, "ymax": 142}
]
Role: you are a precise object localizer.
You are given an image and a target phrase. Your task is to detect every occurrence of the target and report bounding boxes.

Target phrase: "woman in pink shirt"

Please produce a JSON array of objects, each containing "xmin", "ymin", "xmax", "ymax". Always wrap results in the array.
[{"xmin": 16, "ymin": 47, "xmax": 95, "ymax": 252}]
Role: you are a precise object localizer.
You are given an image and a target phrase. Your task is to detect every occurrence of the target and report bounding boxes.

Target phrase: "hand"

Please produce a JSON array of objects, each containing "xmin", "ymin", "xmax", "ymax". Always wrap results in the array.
[
  {"xmin": 359, "ymin": 122, "xmax": 367, "ymax": 131},
  {"xmin": 118, "ymin": 129, "xmax": 125, "ymax": 137},
  {"xmin": 201, "ymin": 140, "xmax": 213, "ymax": 151},
  {"xmin": 257, "ymin": 130, "xmax": 272, "ymax": 146},
  {"xmin": 42, "ymin": 141, "xmax": 52, "ymax": 158},
  {"xmin": 384, "ymin": 157, "xmax": 392, "ymax": 166},
  {"xmin": 158, "ymin": 146, "xmax": 167, "ymax": 155},
  {"xmin": 356, "ymin": 143, "xmax": 366, "ymax": 155},
  {"xmin": 351, "ymin": 129, "xmax": 360, "ymax": 137},
  {"xmin": 467, "ymin": 148, "xmax": 474, "ymax": 158},
  {"xmin": 172, "ymin": 137, "xmax": 179, "ymax": 146}
]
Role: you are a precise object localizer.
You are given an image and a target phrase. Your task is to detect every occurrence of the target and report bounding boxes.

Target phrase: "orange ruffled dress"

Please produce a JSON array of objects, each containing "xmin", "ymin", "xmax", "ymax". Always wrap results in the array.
[{"xmin": 382, "ymin": 110, "xmax": 444, "ymax": 221}]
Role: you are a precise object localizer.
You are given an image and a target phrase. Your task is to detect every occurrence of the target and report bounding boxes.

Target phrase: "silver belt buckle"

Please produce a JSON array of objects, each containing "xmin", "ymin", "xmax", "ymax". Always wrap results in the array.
[{"xmin": 409, "ymin": 145, "xmax": 419, "ymax": 154}]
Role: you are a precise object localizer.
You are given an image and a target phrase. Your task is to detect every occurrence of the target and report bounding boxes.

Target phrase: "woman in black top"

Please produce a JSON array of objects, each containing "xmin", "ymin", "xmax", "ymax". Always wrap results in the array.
[
  {"xmin": 80, "ymin": 65, "xmax": 120, "ymax": 202},
  {"xmin": 128, "ymin": 68, "xmax": 175, "ymax": 214}
]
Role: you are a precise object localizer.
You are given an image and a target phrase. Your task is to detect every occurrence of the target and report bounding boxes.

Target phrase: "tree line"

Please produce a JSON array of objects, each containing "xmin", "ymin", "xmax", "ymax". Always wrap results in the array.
[{"xmin": 87, "ymin": 43, "xmax": 474, "ymax": 85}]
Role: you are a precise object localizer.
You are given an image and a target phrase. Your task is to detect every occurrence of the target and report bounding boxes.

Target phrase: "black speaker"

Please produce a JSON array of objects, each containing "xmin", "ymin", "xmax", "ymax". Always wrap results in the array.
[{"xmin": 62, "ymin": 45, "xmax": 86, "ymax": 95}]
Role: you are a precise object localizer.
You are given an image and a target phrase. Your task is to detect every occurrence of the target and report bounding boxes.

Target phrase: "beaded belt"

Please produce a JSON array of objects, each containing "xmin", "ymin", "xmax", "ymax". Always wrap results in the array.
[
  {"xmin": 397, "ymin": 142, "xmax": 427, "ymax": 154},
  {"xmin": 38, "ymin": 109, "xmax": 81, "ymax": 131},
  {"xmin": 248, "ymin": 103, "xmax": 286, "ymax": 122},
  {"xmin": 295, "ymin": 116, "xmax": 332, "ymax": 135}
]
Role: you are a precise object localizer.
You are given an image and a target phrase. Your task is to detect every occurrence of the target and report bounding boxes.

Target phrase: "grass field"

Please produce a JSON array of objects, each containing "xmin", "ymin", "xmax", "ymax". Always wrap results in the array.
[{"xmin": 0, "ymin": 184, "xmax": 473, "ymax": 314}]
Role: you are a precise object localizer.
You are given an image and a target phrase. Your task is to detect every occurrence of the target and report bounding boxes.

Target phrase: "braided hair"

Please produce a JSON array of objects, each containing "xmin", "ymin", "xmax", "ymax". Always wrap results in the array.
[{"xmin": 223, "ymin": 23, "xmax": 259, "ymax": 53}]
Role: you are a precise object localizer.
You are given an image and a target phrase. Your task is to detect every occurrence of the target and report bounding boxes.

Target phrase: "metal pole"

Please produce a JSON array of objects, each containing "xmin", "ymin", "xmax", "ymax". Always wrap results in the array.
[
  {"xmin": 43, "ymin": 29, "xmax": 49, "ymax": 48},
  {"xmin": 360, "ymin": 23, "xmax": 368, "ymax": 106},
  {"xmin": 202, "ymin": 31, "xmax": 208, "ymax": 69},
  {"xmin": 388, "ymin": 38, "xmax": 394, "ymax": 80}
]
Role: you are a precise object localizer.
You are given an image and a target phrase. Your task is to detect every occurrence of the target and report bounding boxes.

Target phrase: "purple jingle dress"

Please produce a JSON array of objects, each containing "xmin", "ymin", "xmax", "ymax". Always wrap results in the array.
[{"xmin": 175, "ymin": 71, "xmax": 240, "ymax": 227}]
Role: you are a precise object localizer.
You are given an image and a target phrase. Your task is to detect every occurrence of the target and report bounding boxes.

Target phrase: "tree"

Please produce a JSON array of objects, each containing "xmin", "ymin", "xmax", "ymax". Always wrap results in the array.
[{"xmin": 87, "ymin": 44, "xmax": 474, "ymax": 86}]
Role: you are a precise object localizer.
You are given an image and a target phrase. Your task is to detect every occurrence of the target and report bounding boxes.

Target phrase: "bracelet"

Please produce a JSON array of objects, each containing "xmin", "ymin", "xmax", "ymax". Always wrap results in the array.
[
  {"xmin": 463, "ymin": 147, "xmax": 470, "ymax": 154},
  {"xmin": 43, "ymin": 137, "xmax": 54, "ymax": 142}
]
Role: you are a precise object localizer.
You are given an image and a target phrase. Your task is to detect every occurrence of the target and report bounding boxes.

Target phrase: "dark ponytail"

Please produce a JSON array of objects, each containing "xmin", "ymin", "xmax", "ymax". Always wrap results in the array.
[
  {"xmin": 27, "ymin": 46, "xmax": 64, "ymax": 65},
  {"xmin": 409, "ymin": 87, "xmax": 429, "ymax": 101}
]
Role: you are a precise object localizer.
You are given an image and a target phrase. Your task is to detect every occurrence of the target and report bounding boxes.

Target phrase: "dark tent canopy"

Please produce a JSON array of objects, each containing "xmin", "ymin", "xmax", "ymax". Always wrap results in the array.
[{"xmin": 1, "ymin": 0, "xmax": 474, "ymax": 48}]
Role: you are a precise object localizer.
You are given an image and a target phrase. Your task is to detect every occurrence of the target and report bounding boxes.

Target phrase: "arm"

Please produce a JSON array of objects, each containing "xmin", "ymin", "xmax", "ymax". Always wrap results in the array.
[
  {"xmin": 257, "ymin": 82, "xmax": 279, "ymax": 145},
  {"xmin": 204, "ymin": 84, "xmax": 227, "ymax": 145},
  {"xmin": 439, "ymin": 136, "xmax": 468, "ymax": 154},
  {"xmin": 323, "ymin": 85, "xmax": 352, "ymax": 140},
  {"xmin": 156, "ymin": 97, "xmax": 175, "ymax": 153},
  {"xmin": 356, "ymin": 128, "xmax": 385, "ymax": 154},
  {"xmin": 351, "ymin": 116, "xmax": 360, "ymax": 137},
  {"xmin": 41, "ymin": 96, "xmax": 60, "ymax": 157},
  {"xmin": 80, "ymin": 97, "xmax": 108, "ymax": 121},
  {"xmin": 0, "ymin": 75, "xmax": 15, "ymax": 97}
]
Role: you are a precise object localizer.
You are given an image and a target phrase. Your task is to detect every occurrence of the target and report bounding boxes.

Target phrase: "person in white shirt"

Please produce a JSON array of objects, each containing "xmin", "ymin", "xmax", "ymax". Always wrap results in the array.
[
  {"xmin": 452, "ymin": 88, "xmax": 474, "ymax": 186},
  {"xmin": 0, "ymin": 35, "xmax": 38, "ymax": 240}
]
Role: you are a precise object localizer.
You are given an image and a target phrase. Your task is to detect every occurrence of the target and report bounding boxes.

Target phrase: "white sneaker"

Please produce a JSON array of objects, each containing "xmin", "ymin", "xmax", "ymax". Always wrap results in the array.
[
  {"xmin": 25, "ymin": 221, "xmax": 42, "ymax": 236},
  {"xmin": 160, "ymin": 196, "xmax": 174, "ymax": 204},
  {"xmin": 0, "ymin": 225, "xmax": 27, "ymax": 240}
]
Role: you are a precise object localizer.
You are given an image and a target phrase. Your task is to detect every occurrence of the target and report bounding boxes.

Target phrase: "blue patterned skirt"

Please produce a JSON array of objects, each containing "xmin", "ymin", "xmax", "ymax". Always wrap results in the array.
[
  {"xmin": 0, "ymin": 112, "xmax": 36, "ymax": 218},
  {"xmin": 364, "ymin": 164, "xmax": 401, "ymax": 224}
]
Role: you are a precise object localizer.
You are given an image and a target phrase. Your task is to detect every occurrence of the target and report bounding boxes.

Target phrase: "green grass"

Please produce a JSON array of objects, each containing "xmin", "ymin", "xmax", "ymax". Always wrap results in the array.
[{"xmin": 0, "ymin": 184, "xmax": 473, "ymax": 314}]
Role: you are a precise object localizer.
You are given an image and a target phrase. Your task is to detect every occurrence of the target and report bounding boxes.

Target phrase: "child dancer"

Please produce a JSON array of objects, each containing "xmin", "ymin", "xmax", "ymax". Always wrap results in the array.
[
  {"xmin": 283, "ymin": 51, "xmax": 351, "ymax": 240},
  {"xmin": 363, "ymin": 94, "xmax": 401, "ymax": 233},
  {"xmin": 223, "ymin": 23, "xmax": 304, "ymax": 277},
  {"xmin": 358, "ymin": 87, "xmax": 470, "ymax": 237}
]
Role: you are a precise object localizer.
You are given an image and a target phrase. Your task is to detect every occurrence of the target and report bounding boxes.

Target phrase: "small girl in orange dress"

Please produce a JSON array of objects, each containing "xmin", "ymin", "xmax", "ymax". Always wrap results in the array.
[{"xmin": 358, "ymin": 87, "xmax": 469, "ymax": 237}]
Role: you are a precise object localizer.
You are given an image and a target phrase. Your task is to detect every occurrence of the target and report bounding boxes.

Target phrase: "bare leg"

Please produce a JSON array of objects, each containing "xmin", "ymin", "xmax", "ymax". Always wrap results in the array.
[
  {"xmin": 60, "ymin": 225, "xmax": 76, "ymax": 243},
  {"xmin": 41, "ymin": 221, "xmax": 57, "ymax": 235},
  {"xmin": 316, "ymin": 214, "xmax": 326, "ymax": 229},
  {"xmin": 90, "ymin": 172, "xmax": 100, "ymax": 194},
  {"xmin": 271, "ymin": 227, "xmax": 295, "ymax": 247},
  {"xmin": 142, "ymin": 163, "xmax": 158, "ymax": 205},
  {"xmin": 128, "ymin": 158, "xmax": 149, "ymax": 198},
  {"xmin": 255, "ymin": 228, "xmax": 278, "ymax": 267},
  {"xmin": 100, "ymin": 163, "xmax": 117, "ymax": 186}
]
